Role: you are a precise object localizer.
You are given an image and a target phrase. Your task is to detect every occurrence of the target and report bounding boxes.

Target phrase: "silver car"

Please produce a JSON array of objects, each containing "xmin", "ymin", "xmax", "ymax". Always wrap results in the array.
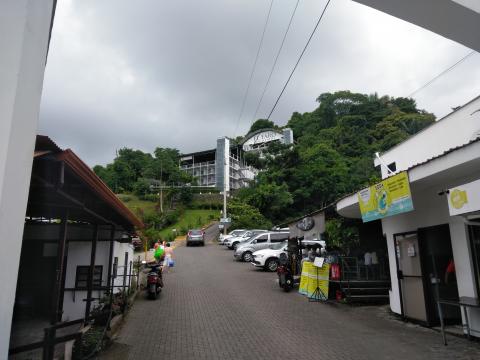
[
  {"xmin": 186, "ymin": 229, "xmax": 205, "ymax": 246},
  {"xmin": 226, "ymin": 229, "xmax": 267, "ymax": 249},
  {"xmin": 233, "ymin": 231, "xmax": 290, "ymax": 262}
]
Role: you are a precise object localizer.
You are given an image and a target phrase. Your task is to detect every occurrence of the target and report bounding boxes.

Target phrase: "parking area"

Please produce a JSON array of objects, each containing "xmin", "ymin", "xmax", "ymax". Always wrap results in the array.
[{"xmin": 102, "ymin": 238, "xmax": 480, "ymax": 360}]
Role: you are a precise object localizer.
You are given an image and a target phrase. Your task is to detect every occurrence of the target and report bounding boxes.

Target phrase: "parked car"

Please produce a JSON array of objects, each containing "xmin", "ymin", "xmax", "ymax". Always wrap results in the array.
[
  {"xmin": 186, "ymin": 229, "xmax": 205, "ymax": 246},
  {"xmin": 218, "ymin": 229, "xmax": 246, "ymax": 244},
  {"xmin": 233, "ymin": 231, "xmax": 290, "ymax": 262},
  {"xmin": 225, "ymin": 229, "xmax": 267, "ymax": 249},
  {"xmin": 251, "ymin": 239, "xmax": 326, "ymax": 271},
  {"xmin": 251, "ymin": 241, "xmax": 287, "ymax": 271}
]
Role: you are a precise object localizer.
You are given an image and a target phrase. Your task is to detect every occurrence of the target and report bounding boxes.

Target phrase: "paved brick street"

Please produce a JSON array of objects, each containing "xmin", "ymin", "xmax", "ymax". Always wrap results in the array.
[{"xmin": 102, "ymin": 233, "xmax": 480, "ymax": 360}]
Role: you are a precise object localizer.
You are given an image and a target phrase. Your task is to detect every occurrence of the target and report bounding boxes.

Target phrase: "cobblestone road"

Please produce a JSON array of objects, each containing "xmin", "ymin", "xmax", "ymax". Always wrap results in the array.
[{"xmin": 102, "ymin": 232, "xmax": 480, "ymax": 360}]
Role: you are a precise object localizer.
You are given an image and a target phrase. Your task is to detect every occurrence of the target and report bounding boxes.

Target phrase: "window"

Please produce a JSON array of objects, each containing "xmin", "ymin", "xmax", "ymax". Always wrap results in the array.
[
  {"xmin": 255, "ymin": 235, "xmax": 268, "ymax": 243},
  {"xmin": 75, "ymin": 266, "xmax": 103, "ymax": 289},
  {"xmin": 387, "ymin": 162, "xmax": 397, "ymax": 172},
  {"xmin": 270, "ymin": 233, "xmax": 289, "ymax": 242}
]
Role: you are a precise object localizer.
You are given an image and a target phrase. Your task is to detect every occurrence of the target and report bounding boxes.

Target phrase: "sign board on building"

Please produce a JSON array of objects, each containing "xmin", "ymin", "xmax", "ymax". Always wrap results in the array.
[
  {"xmin": 242, "ymin": 129, "xmax": 284, "ymax": 151},
  {"xmin": 447, "ymin": 178, "xmax": 480, "ymax": 216},
  {"xmin": 296, "ymin": 216, "xmax": 315, "ymax": 231},
  {"xmin": 358, "ymin": 172, "xmax": 414, "ymax": 223},
  {"xmin": 288, "ymin": 212, "xmax": 325, "ymax": 239}
]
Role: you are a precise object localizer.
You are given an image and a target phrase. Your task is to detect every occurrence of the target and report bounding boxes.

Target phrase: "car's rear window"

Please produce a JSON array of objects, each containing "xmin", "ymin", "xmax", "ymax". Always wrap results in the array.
[{"xmin": 190, "ymin": 230, "xmax": 202, "ymax": 235}]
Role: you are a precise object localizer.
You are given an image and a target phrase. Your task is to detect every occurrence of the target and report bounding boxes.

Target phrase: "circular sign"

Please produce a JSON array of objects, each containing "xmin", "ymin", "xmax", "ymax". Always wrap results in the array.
[{"xmin": 296, "ymin": 216, "xmax": 315, "ymax": 231}]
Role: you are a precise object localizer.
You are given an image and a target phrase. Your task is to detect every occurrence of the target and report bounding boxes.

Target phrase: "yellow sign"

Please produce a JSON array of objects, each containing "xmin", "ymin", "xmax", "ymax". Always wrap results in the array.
[
  {"xmin": 448, "ymin": 179, "xmax": 480, "ymax": 216},
  {"xmin": 358, "ymin": 172, "xmax": 414, "ymax": 222},
  {"xmin": 299, "ymin": 261, "xmax": 330, "ymax": 300},
  {"xmin": 450, "ymin": 189, "xmax": 468, "ymax": 209}
]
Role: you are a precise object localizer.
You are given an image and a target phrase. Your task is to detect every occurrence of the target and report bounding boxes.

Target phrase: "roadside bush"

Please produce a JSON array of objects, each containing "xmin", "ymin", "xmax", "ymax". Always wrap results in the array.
[
  {"xmin": 138, "ymin": 193, "xmax": 158, "ymax": 202},
  {"xmin": 117, "ymin": 194, "xmax": 132, "ymax": 202}
]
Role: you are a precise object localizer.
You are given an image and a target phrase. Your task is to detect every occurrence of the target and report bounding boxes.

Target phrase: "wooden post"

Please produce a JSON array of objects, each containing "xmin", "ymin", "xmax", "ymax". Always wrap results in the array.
[
  {"xmin": 106, "ymin": 225, "xmax": 115, "ymax": 291},
  {"xmin": 128, "ymin": 261, "xmax": 133, "ymax": 291},
  {"xmin": 85, "ymin": 225, "xmax": 99, "ymax": 320},
  {"xmin": 51, "ymin": 209, "xmax": 68, "ymax": 324}
]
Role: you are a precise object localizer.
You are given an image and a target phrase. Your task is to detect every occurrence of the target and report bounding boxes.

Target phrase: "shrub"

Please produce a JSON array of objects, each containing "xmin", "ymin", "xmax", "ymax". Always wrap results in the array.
[
  {"xmin": 139, "ymin": 193, "xmax": 158, "ymax": 202},
  {"xmin": 118, "ymin": 194, "xmax": 132, "ymax": 202}
]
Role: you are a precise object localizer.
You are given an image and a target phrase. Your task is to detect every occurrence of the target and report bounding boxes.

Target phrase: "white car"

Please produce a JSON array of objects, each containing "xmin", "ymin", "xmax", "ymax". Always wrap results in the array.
[
  {"xmin": 218, "ymin": 229, "xmax": 246, "ymax": 244},
  {"xmin": 251, "ymin": 241, "xmax": 287, "ymax": 272}
]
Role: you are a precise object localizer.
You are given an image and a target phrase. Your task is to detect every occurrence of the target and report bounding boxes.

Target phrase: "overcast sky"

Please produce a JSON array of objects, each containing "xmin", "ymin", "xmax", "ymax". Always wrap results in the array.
[{"xmin": 39, "ymin": 0, "xmax": 480, "ymax": 166}]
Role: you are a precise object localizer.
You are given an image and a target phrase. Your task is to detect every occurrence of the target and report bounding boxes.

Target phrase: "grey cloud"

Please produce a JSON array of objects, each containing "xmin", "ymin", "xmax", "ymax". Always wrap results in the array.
[{"xmin": 39, "ymin": 0, "xmax": 480, "ymax": 166}]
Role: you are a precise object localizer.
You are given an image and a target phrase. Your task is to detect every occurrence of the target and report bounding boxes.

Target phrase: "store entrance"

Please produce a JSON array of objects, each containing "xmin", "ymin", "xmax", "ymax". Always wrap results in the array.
[
  {"xmin": 418, "ymin": 224, "xmax": 461, "ymax": 326},
  {"xmin": 395, "ymin": 232, "xmax": 427, "ymax": 322},
  {"xmin": 395, "ymin": 225, "xmax": 461, "ymax": 326}
]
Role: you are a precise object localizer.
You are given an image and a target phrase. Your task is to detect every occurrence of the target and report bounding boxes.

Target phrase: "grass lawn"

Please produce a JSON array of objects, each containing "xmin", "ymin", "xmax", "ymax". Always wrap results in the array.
[
  {"xmin": 157, "ymin": 209, "xmax": 219, "ymax": 239},
  {"xmin": 119, "ymin": 194, "xmax": 158, "ymax": 215},
  {"xmin": 117, "ymin": 194, "xmax": 218, "ymax": 239}
]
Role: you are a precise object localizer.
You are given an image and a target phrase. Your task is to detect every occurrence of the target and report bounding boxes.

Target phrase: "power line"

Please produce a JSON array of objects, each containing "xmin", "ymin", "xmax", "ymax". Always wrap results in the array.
[
  {"xmin": 266, "ymin": 0, "xmax": 331, "ymax": 121},
  {"xmin": 251, "ymin": 0, "xmax": 301, "ymax": 124},
  {"xmin": 407, "ymin": 50, "xmax": 476, "ymax": 98},
  {"xmin": 233, "ymin": 0, "xmax": 274, "ymax": 136}
]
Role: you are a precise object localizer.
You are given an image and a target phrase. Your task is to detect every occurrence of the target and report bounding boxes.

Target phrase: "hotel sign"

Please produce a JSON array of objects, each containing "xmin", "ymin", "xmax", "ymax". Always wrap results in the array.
[
  {"xmin": 448, "ymin": 179, "xmax": 480, "ymax": 216},
  {"xmin": 358, "ymin": 172, "xmax": 414, "ymax": 223},
  {"xmin": 242, "ymin": 130, "xmax": 283, "ymax": 150}
]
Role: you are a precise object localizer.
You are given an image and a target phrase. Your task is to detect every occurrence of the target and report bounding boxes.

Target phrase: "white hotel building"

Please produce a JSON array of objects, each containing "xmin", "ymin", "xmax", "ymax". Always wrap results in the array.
[{"xmin": 179, "ymin": 128, "xmax": 294, "ymax": 191}]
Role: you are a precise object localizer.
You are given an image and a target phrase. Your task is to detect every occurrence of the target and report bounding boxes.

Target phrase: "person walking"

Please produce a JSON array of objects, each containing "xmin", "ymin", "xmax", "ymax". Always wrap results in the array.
[{"xmin": 163, "ymin": 242, "xmax": 174, "ymax": 273}]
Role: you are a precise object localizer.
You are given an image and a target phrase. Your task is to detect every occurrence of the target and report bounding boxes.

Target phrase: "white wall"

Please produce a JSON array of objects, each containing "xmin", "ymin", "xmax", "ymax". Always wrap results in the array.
[
  {"xmin": 382, "ymin": 181, "xmax": 480, "ymax": 335},
  {"xmin": 375, "ymin": 96, "xmax": 480, "ymax": 178},
  {"xmin": 0, "ymin": 0, "xmax": 54, "ymax": 354},
  {"xmin": 352, "ymin": 0, "xmax": 480, "ymax": 52},
  {"xmin": 62, "ymin": 241, "xmax": 134, "ymax": 321},
  {"xmin": 112, "ymin": 242, "xmax": 135, "ymax": 293},
  {"xmin": 62, "ymin": 242, "xmax": 110, "ymax": 321}
]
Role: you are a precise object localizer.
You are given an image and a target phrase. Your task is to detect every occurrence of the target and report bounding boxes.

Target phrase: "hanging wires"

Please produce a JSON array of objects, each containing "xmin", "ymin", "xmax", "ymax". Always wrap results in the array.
[
  {"xmin": 233, "ymin": 0, "xmax": 274, "ymax": 136},
  {"xmin": 407, "ymin": 50, "xmax": 476, "ymax": 98},
  {"xmin": 250, "ymin": 0, "xmax": 301, "ymax": 124},
  {"xmin": 266, "ymin": 0, "xmax": 331, "ymax": 120}
]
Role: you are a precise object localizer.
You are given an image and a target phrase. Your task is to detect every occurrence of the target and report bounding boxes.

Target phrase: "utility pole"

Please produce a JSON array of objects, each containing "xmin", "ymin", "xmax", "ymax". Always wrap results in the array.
[
  {"xmin": 159, "ymin": 160, "xmax": 164, "ymax": 213},
  {"xmin": 223, "ymin": 157, "xmax": 227, "ymax": 236}
]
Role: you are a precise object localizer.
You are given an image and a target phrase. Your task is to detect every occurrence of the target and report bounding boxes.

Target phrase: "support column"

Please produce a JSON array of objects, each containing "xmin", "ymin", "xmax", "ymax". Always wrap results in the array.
[
  {"xmin": 0, "ymin": 0, "xmax": 55, "ymax": 355},
  {"xmin": 106, "ymin": 226, "xmax": 115, "ymax": 291},
  {"xmin": 85, "ymin": 225, "xmax": 99, "ymax": 320},
  {"xmin": 51, "ymin": 210, "xmax": 68, "ymax": 323}
]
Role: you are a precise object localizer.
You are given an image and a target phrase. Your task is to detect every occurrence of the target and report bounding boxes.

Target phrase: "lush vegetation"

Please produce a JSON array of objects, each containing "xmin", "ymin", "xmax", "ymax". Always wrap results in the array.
[
  {"xmin": 238, "ymin": 91, "xmax": 435, "ymax": 225},
  {"xmin": 93, "ymin": 147, "xmax": 192, "ymax": 194},
  {"xmin": 95, "ymin": 90, "xmax": 435, "ymax": 245}
]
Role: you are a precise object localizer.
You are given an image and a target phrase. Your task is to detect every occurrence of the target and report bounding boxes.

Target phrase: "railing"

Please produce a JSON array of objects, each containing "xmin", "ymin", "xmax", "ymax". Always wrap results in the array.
[{"xmin": 9, "ymin": 318, "xmax": 84, "ymax": 360}]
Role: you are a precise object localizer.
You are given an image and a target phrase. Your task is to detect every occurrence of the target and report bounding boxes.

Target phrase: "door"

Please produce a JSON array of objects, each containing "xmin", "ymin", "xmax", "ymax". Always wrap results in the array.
[
  {"xmin": 418, "ymin": 224, "xmax": 460, "ymax": 326},
  {"xmin": 270, "ymin": 232, "xmax": 289, "ymax": 245},
  {"xmin": 469, "ymin": 222, "xmax": 480, "ymax": 299},
  {"xmin": 252, "ymin": 234, "xmax": 269, "ymax": 251},
  {"xmin": 395, "ymin": 232, "xmax": 428, "ymax": 322}
]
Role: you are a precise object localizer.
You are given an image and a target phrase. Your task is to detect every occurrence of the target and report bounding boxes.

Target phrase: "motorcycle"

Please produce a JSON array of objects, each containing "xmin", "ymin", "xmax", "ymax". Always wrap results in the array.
[
  {"xmin": 277, "ymin": 252, "xmax": 293, "ymax": 292},
  {"xmin": 143, "ymin": 261, "xmax": 164, "ymax": 299}
]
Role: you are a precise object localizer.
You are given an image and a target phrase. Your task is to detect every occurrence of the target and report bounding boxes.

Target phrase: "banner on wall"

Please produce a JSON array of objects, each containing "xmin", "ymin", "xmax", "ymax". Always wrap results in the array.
[
  {"xmin": 358, "ymin": 172, "xmax": 414, "ymax": 223},
  {"xmin": 448, "ymin": 179, "xmax": 480, "ymax": 216}
]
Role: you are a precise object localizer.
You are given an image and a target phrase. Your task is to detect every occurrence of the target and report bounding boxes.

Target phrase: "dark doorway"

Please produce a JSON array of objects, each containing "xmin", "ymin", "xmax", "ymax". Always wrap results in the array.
[
  {"xmin": 395, "ymin": 224, "xmax": 461, "ymax": 326},
  {"xmin": 418, "ymin": 224, "xmax": 461, "ymax": 326}
]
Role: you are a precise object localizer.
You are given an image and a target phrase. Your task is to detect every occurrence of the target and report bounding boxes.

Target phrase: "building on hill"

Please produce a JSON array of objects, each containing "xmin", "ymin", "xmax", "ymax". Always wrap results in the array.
[{"xmin": 180, "ymin": 128, "xmax": 294, "ymax": 191}]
